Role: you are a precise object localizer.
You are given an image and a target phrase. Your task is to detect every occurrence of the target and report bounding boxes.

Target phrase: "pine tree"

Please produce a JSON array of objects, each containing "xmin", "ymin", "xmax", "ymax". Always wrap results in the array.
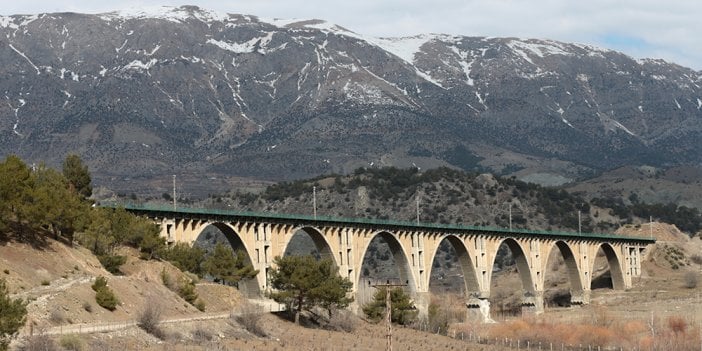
[
  {"xmin": 202, "ymin": 243, "xmax": 258, "ymax": 286},
  {"xmin": 29, "ymin": 165, "xmax": 86, "ymax": 241},
  {"xmin": 0, "ymin": 155, "xmax": 34, "ymax": 235},
  {"xmin": 62, "ymin": 154, "xmax": 92, "ymax": 200},
  {"xmin": 0, "ymin": 278, "xmax": 27, "ymax": 351},
  {"xmin": 362, "ymin": 287, "xmax": 417, "ymax": 325},
  {"xmin": 162, "ymin": 242, "xmax": 206, "ymax": 275},
  {"xmin": 267, "ymin": 255, "xmax": 353, "ymax": 324}
]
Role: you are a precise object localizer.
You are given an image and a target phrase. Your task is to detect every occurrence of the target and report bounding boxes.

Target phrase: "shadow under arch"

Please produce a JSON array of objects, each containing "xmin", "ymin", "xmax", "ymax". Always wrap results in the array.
[
  {"xmin": 427, "ymin": 235, "xmax": 480, "ymax": 296},
  {"xmin": 282, "ymin": 226, "xmax": 337, "ymax": 266},
  {"xmin": 544, "ymin": 241, "xmax": 585, "ymax": 304},
  {"xmin": 591, "ymin": 242, "xmax": 625, "ymax": 291},
  {"xmin": 356, "ymin": 231, "xmax": 416, "ymax": 306},
  {"xmin": 194, "ymin": 222, "xmax": 261, "ymax": 298},
  {"xmin": 490, "ymin": 238, "xmax": 536, "ymax": 295}
]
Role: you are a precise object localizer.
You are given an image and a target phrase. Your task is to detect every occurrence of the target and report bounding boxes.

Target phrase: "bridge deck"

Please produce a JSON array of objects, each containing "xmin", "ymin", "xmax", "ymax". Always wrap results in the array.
[{"xmin": 104, "ymin": 203, "xmax": 655, "ymax": 244}]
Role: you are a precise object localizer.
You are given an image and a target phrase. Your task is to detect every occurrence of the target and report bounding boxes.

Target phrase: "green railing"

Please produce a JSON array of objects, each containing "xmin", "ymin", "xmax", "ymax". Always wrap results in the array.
[{"xmin": 100, "ymin": 201, "xmax": 656, "ymax": 243}]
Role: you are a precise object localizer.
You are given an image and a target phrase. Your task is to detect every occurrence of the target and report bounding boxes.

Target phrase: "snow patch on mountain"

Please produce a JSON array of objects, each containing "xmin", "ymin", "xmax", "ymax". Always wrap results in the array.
[
  {"xmin": 99, "ymin": 6, "xmax": 230, "ymax": 23},
  {"xmin": 123, "ymin": 59, "xmax": 158, "ymax": 71},
  {"xmin": 449, "ymin": 46, "xmax": 476, "ymax": 86},
  {"xmin": 206, "ymin": 32, "xmax": 277, "ymax": 54},
  {"xmin": 371, "ymin": 35, "xmax": 430, "ymax": 65},
  {"xmin": 506, "ymin": 39, "xmax": 572, "ymax": 65}
]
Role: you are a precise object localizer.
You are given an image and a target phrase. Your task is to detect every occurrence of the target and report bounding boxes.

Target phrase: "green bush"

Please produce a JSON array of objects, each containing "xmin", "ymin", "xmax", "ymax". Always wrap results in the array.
[
  {"xmin": 0, "ymin": 278, "xmax": 27, "ymax": 351},
  {"xmin": 97, "ymin": 255, "xmax": 126, "ymax": 274},
  {"xmin": 178, "ymin": 279, "xmax": 198, "ymax": 305},
  {"xmin": 91, "ymin": 276, "xmax": 108, "ymax": 291},
  {"xmin": 95, "ymin": 287, "xmax": 118, "ymax": 311},
  {"xmin": 195, "ymin": 299, "xmax": 206, "ymax": 312},
  {"xmin": 92, "ymin": 277, "xmax": 118, "ymax": 311},
  {"xmin": 160, "ymin": 269, "xmax": 173, "ymax": 289}
]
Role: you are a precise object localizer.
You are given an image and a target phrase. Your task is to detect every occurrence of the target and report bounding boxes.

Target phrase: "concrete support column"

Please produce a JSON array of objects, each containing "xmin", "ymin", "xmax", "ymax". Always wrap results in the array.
[
  {"xmin": 521, "ymin": 290, "xmax": 545, "ymax": 315},
  {"xmin": 465, "ymin": 297, "xmax": 493, "ymax": 323},
  {"xmin": 570, "ymin": 289, "xmax": 591, "ymax": 305},
  {"xmin": 475, "ymin": 236, "xmax": 490, "ymax": 298}
]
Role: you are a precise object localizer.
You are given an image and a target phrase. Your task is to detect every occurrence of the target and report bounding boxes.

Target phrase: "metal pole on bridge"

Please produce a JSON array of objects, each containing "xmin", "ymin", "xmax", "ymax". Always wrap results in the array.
[
  {"xmin": 416, "ymin": 193, "xmax": 420, "ymax": 225},
  {"xmin": 172, "ymin": 175, "xmax": 177, "ymax": 210},
  {"xmin": 313, "ymin": 186, "xmax": 317, "ymax": 219}
]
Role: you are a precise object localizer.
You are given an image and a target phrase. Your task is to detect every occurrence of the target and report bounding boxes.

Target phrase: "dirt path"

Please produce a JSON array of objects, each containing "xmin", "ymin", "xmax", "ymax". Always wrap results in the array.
[
  {"xmin": 31, "ymin": 312, "xmax": 231, "ymax": 336},
  {"xmin": 30, "ymin": 299, "xmax": 283, "ymax": 337}
]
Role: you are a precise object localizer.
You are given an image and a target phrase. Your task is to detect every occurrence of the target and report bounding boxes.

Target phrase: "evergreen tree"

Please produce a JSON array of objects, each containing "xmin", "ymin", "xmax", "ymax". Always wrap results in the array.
[
  {"xmin": 267, "ymin": 255, "xmax": 353, "ymax": 324},
  {"xmin": 162, "ymin": 242, "xmax": 206, "ymax": 276},
  {"xmin": 29, "ymin": 165, "xmax": 86, "ymax": 241},
  {"xmin": 0, "ymin": 278, "xmax": 27, "ymax": 351},
  {"xmin": 202, "ymin": 243, "xmax": 258, "ymax": 286},
  {"xmin": 77, "ymin": 208, "xmax": 115, "ymax": 256},
  {"xmin": 0, "ymin": 155, "xmax": 34, "ymax": 235},
  {"xmin": 62, "ymin": 154, "xmax": 92, "ymax": 200},
  {"xmin": 362, "ymin": 287, "xmax": 417, "ymax": 325}
]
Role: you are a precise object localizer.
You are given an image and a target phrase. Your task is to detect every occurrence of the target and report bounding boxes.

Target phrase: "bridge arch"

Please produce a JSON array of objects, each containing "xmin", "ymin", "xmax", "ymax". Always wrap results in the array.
[
  {"xmin": 426, "ymin": 235, "xmax": 481, "ymax": 296},
  {"xmin": 356, "ymin": 231, "xmax": 417, "ymax": 303},
  {"xmin": 543, "ymin": 240, "xmax": 584, "ymax": 303},
  {"xmin": 193, "ymin": 222, "xmax": 261, "ymax": 297},
  {"xmin": 489, "ymin": 238, "xmax": 535, "ymax": 294},
  {"xmin": 282, "ymin": 225, "xmax": 337, "ymax": 265},
  {"xmin": 591, "ymin": 242, "xmax": 626, "ymax": 290}
]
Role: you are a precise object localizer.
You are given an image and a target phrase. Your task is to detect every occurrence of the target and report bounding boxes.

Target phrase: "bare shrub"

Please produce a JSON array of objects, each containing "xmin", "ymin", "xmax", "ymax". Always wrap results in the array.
[
  {"xmin": 233, "ymin": 302, "xmax": 266, "ymax": 337},
  {"xmin": 82, "ymin": 301, "xmax": 92, "ymax": 313},
  {"xmin": 58, "ymin": 334, "xmax": 83, "ymax": 351},
  {"xmin": 192, "ymin": 326, "xmax": 213, "ymax": 343},
  {"xmin": 19, "ymin": 334, "xmax": 58, "ymax": 351},
  {"xmin": 137, "ymin": 301, "xmax": 165, "ymax": 340},
  {"xmin": 325, "ymin": 309, "xmax": 357, "ymax": 332},
  {"xmin": 49, "ymin": 309, "xmax": 66, "ymax": 324},
  {"xmin": 684, "ymin": 271, "xmax": 699, "ymax": 289},
  {"xmin": 667, "ymin": 316, "xmax": 688, "ymax": 334},
  {"xmin": 691, "ymin": 254, "xmax": 702, "ymax": 265}
]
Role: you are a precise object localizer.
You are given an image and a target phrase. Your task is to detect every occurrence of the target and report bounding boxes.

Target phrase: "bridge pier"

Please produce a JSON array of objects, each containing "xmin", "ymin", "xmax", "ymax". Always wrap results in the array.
[
  {"xmin": 570, "ymin": 289, "xmax": 591, "ymax": 305},
  {"xmin": 466, "ymin": 297, "xmax": 494, "ymax": 323},
  {"xmin": 414, "ymin": 291, "xmax": 431, "ymax": 319},
  {"xmin": 521, "ymin": 291, "xmax": 545, "ymax": 315}
]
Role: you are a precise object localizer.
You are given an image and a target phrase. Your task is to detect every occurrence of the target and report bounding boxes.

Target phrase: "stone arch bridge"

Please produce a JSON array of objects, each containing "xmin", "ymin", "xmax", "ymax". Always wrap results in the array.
[{"xmin": 120, "ymin": 204, "xmax": 654, "ymax": 317}]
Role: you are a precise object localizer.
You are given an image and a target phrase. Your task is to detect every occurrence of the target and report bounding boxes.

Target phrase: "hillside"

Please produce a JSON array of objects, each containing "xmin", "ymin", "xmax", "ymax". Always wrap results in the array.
[
  {"xmin": 188, "ymin": 167, "xmax": 702, "ymax": 237},
  {"xmin": 1, "ymin": 237, "xmax": 508, "ymax": 351},
  {"xmin": 2, "ymin": 218, "xmax": 701, "ymax": 350},
  {"xmin": 1, "ymin": 6, "xmax": 702, "ymax": 196}
]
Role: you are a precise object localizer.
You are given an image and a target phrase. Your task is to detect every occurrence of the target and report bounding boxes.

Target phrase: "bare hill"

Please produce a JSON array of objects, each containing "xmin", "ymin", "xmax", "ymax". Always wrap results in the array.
[{"xmin": 1, "ymin": 238, "xmax": 507, "ymax": 350}]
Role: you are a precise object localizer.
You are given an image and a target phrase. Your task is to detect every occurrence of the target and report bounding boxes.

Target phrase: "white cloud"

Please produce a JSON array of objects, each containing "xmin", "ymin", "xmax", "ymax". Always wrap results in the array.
[{"xmin": 2, "ymin": 0, "xmax": 701, "ymax": 69}]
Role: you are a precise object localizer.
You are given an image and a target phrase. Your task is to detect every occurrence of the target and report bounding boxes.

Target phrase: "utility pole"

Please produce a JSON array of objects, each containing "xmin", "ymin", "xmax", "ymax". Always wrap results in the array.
[
  {"xmin": 416, "ymin": 193, "xmax": 420, "ymax": 225},
  {"xmin": 509, "ymin": 204, "xmax": 513, "ymax": 231},
  {"xmin": 313, "ymin": 186, "xmax": 317, "ymax": 219},
  {"xmin": 370, "ymin": 280, "xmax": 407, "ymax": 351},
  {"xmin": 578, "ymin": 210, "xmax": 581, "ymax": 234},
  {"xmin": 172, "ymin": 175, "xmax": 176, "ymax": 210}
]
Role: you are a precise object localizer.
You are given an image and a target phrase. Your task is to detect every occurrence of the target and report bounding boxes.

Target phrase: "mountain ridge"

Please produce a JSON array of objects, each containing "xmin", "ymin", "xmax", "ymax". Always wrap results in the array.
[{"xmin": 1, "ymin": 5, "xmax": 701, "ymax": 193}]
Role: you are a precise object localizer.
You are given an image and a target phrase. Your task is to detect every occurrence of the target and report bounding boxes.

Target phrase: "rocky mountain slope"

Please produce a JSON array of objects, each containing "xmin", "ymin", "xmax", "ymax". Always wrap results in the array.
[{"xmin": 1, "ymin": 6, "xmax": 701, "ymax": 191}]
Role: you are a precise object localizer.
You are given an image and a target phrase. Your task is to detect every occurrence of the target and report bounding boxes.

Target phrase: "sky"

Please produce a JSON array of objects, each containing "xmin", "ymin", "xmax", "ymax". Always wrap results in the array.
[{"xmin": 2, "ymin": 1, "xmax": 701, "ymax": 71}]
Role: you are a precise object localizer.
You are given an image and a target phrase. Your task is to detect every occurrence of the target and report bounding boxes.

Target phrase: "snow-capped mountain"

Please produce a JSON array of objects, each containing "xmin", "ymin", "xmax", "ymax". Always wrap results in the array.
[{"xmin": 1, "ymin": 6, "xmax": 701, "ymax": 187}]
